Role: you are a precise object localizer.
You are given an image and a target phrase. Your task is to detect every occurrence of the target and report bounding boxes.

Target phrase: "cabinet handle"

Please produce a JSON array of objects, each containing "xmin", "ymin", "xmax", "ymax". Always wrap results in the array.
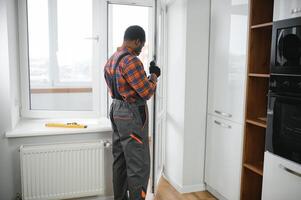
[
  {"xmin": 214, "ymin": 120, "xmax": 232, "ymax": 129},
  {"xmin": 279, "ymin": 164, "xmax": 301, "ymax": 178},
  {"xmin": 291, "ymin": 8, "xmax": 301, "ymax": 14},
  {"xmin": 214, "ymin": 110, "xmax": 232, "ymax": 118}
]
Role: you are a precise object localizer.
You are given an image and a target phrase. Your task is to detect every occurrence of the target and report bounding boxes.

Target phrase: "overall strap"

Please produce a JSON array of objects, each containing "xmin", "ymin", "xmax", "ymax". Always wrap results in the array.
[{"xmin": 112, "ymin": 52, "xmax": 130, "ymax": 100}]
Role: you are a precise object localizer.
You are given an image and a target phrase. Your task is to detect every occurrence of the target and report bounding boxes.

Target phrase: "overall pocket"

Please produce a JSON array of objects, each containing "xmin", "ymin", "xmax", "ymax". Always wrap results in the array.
[
  {"xmin": 138, "ymin": 105, "xmax": 148, "ymax": 129},
  {"xmin": 113, "ymin": 103, "xmax": 134, "ymax": 120}
]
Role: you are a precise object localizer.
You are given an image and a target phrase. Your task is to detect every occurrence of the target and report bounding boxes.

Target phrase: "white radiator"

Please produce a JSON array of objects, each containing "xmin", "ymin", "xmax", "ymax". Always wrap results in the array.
[{"xmin": 20, "ymin": 140, "xmax": 108, "ymax": 200}]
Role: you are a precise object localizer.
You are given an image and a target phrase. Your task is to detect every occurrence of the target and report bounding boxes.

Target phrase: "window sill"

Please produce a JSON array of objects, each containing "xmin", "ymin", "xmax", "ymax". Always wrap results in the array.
[{"xmin": 5, "ymin": 118, "xmax": 112, "ymax": 138}]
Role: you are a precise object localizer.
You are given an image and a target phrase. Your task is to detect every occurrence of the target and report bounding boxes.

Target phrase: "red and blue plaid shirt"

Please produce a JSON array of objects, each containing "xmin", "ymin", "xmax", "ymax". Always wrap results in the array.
[{"xmin": 104, "ymin": 47, "xmax": 157, "ymax": 102}]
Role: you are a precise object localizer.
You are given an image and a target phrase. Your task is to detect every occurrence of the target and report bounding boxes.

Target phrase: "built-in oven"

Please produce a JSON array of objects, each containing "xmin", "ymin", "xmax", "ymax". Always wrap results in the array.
[
  {"xmin": 266, "ymin": 75, "xmax": 301, "ymax": 165},
  {"xmin": 271, "ymin": 17, "xmax": 301, "ymax": 75}
]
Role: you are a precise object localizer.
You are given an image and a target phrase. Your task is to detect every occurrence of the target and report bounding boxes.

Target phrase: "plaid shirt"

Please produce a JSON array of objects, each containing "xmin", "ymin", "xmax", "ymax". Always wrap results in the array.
[{"xmin": 104, "ymin": 47, "xmax": 157, "ymax": 102}]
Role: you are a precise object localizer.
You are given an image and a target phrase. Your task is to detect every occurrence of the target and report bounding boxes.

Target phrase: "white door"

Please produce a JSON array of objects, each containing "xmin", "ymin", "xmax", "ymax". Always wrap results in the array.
[
  {"xmin": 107, "ymin": 0, "xmax": 165, "ymax": 193},
  {"xmin": 152, "ymin": 0, "xmax": 166, "ymax": 192},
  {"xmin": 205, "ymin": 114, "xmax": 243, "ymax": 200},
  {"xmin": 207, "ymin": 0, "xmax": 249, "ymax": 124},
  {"xmin": 262, "ymin": 152, "xmax": 301, "ymax": 200}
]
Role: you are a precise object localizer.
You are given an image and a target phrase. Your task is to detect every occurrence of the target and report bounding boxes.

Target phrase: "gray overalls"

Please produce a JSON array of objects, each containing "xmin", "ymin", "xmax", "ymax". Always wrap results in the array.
[{"xmin": 109, "ymin": 53, "xmax": 150, "ymax": 200}]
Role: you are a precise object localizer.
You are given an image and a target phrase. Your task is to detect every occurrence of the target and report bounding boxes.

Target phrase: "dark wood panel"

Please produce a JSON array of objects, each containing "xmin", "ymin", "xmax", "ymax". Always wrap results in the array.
[
  {"xmin": 241, "ymin": 0, "xmax": 274, "ymax": 199},
  {"xmin": 246, "ymin": 118, "xmax": 267, "ymax": 128},
  {"xmin": 244, "ymin": 124, "xmax": 266, "ymax": 166},
  {"xmin": 251, "ymin": 0, "xmax": 274, "ymax": 25},
  {"xmin": 241, "ymin": 168, "xmax": 263, "ymax": 200},
  {"xmin": 248, "ymin": 27, "xmax": 273, "ymax": 74},
  {"xmin": 244, "ymin": 162, "xmax": 264, "ymax": 176},
  {"xmin": 246, "ymin": 77, "xmax": 269, "ymax": 120}
]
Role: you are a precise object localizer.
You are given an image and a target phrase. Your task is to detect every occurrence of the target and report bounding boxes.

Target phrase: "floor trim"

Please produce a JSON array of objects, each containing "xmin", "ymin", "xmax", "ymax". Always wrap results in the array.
[
  {"xmin": 163, "ymin": 173, "xmax": 206, "ymax": 194},
  {"xmin": 206, "ymin": 184, "xmax": 227, "ymax": 200}
]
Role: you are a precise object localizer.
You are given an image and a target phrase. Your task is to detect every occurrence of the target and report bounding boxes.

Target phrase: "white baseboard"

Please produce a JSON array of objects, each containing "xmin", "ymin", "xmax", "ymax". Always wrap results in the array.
[
  {"xmin": 206, "ymin": 184, "xmax": 227, "ymax": 200},
  {"xmin": 162, "ymin": 173, "xmax": 205, "ymax": 194},
  {"xmin": 181, "ymin": 182, "xmax": 206, "ymax": 193}
]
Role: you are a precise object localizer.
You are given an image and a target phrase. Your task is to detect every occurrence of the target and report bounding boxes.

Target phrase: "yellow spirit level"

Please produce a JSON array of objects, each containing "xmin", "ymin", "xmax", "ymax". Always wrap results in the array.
[{"xmin": 45, "ymin": 122, "xmax": 87, "ymax": 128}]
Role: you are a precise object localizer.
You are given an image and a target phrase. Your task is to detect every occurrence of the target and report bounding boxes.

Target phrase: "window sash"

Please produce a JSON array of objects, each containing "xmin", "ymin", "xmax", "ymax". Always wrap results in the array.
[{"xmin": 19, "ymin": 0, "xmax": 108, "ymax": 118}]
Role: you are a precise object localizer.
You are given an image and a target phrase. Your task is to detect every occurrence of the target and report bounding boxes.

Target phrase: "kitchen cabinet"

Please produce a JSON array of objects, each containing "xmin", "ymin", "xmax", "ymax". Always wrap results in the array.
[
  {"xmin": 207, "ymin": 0, "xmax": 249, "ymax": 124},
  {"xmin": 205, "ymin": 114, "xmax": 243, "ymax": 200},
  {"xmin": 274, "ymin": 0, "xmax": 301, "ymax": 21},
  {"xmin": 262, "ymin": 152, "xmax": 301, "ymax": 200},
  {"xmin": 205, "ymin": 0, "xmax": 248, "ymax": 199}
]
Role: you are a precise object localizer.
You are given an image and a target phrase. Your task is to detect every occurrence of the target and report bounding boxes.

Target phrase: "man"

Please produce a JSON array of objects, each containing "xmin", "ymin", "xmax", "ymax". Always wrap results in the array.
[{"xmin": 104, "ymin": 25, "xmax": 161, "ymax": 200}]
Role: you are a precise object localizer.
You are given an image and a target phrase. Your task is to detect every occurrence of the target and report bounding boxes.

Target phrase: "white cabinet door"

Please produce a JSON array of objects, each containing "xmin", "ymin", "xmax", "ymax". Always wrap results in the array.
[
  {"xmin": 274, "ymin": 0, "xmax": 301, "ymax": 21},
  {"xmin": 205, "ymin": 114, "xmax": 243, "ymax": 200},
  {"xmin": 207, "ymin": 0, "xmax": 249, "ymax": 124},
  {"xmin": 262, "ymin": 152, "xmax": 301, "ymax": 200}
]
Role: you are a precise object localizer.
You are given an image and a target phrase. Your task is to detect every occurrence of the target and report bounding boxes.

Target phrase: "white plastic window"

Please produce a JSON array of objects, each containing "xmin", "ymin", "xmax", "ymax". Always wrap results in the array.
[
  {"xmin": 27, "ymin": 0, "xmax": 94, "ymax": 111},
  {"xmin": 19, "ymin": 0, "xmax": 107, "ymax": 118}
]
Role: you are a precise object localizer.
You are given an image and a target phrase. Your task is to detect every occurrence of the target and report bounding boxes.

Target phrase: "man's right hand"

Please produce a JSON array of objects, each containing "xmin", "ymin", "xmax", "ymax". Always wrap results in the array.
[{"xmin": 149, "ymin": 62, "xmax": 161, "ymax": 78}]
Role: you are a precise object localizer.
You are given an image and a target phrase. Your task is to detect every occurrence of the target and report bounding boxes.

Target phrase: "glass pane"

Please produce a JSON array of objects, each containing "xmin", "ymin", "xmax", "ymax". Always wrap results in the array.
[
  {"xmin": 27, "ymin": 0, "xmax": 50, "ymax": 86},
  {"xmin": 108, "ymin": 4, "xmax": 152, "ymax": 68},
  {"xmin": 57, "ymin": 0, "xmax": 93, "ymax": 83},
  {"xmin": 27, "ymin": 0, "xmax": 93, "ymax": 111},
  {"xmin": 274, "ymin": 99, "xmax": 301, "ymax": 164}
]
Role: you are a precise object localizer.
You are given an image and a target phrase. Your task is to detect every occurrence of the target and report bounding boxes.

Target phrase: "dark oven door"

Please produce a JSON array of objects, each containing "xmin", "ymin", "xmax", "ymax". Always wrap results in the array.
[
  {"xmin": 271, "ymin": 17, "xmax": 301, "ymax": 75},
  {"xmin": 266, "ymin": 93, "xmax": 301, "ymax": 164}
]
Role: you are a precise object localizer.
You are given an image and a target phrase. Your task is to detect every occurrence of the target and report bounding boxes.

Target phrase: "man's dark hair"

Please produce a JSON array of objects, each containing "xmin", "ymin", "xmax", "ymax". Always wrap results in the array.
[{"xmin": 123, "ymin": 25, "xmax": 146, "ymax": 42}]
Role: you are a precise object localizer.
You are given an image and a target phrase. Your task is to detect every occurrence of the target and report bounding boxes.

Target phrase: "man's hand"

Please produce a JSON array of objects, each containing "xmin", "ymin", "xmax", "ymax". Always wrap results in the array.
[{"xmin": 149, "ymin": 61, "xmax": 161, "ymax": 78}]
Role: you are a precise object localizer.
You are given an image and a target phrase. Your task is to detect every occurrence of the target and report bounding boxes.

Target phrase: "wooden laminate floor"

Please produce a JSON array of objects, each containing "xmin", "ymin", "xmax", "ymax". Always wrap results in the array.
[{"xmin": 150, "ymin": 177, "xmax": 217, "ymax": 200}]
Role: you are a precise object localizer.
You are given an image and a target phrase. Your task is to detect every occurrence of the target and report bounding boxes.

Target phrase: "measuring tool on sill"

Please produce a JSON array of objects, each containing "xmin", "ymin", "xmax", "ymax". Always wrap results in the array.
[{"xmin": 45, "ymin": 122, "xmax": 88, "ymax": 128}]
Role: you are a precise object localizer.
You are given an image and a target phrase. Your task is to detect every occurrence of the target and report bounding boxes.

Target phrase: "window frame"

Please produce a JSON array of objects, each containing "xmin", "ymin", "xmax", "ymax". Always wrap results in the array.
[
  {"xmin": 19, "ymin": 0, "xmax": 108, "ymax": 119},
  {"xmin": 107, "ymin": 0, "xmax": 153, "ymax": 7}
]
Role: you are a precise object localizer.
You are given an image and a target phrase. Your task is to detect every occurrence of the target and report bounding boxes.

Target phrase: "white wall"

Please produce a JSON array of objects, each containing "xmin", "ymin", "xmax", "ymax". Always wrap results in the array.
[
  {"xmin": 0, "ymin": 0, "xmax": 15, "ymax": 198},
  {"xmin": 164, "ymin": 0, "xmax": 187, "ymax": 189},
  {"xmin": 164, "ymin": 0, "xmax": 210, "ymax": 193},
  {"xmin": 182, "ymin": 0, "xmax": 210, "ymax": 187},
  {"xmin": 6, "ymin": 0, "xmax": 20, "ymax": 128},
  {"xmin": 0, "ymin": 1, "xmax": 114, "ymax": 199}
]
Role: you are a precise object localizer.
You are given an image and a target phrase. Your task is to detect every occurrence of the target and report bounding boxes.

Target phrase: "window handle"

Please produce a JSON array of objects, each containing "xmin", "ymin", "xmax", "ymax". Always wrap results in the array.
[
  {"xmin": 84, "ymin": 35, "xmax": 99, "ymax": 42},
  {"xmin": 214, "ymin": 110, "xmax": 232, "ymax": 118},
  {"xmin": 214, "ymin": 120, "xmax": 232, "ymax": 129},
  {"xmin": 279, "ymin": 164, "xmax": 301, "ymax": 178}
]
